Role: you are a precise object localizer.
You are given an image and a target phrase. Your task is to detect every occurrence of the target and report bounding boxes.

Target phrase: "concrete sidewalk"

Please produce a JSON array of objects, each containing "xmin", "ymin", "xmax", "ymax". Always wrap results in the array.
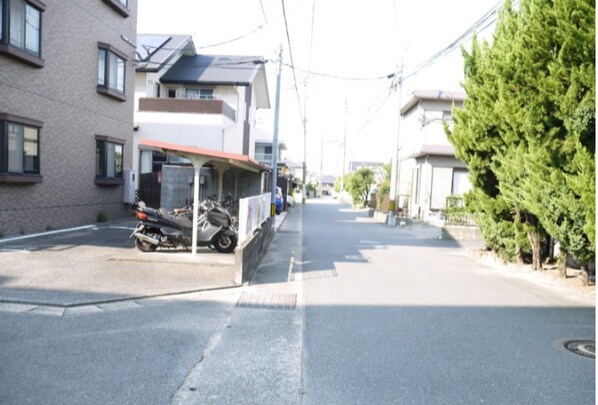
[{"xmin": 0, "ymin": 211, "xmax": 288, "ymax": 308}]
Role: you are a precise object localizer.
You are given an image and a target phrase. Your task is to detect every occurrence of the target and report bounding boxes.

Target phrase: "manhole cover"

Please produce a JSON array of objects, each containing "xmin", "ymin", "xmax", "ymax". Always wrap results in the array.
[{"xmin": 563, "ymin": 340, "xmax": 595, "ymax": 359}]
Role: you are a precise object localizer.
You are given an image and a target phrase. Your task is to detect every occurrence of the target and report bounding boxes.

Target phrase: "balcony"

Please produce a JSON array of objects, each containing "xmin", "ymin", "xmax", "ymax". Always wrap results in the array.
[
  {"xmin": 254, "ymin": 152, "xmax": 272, "ymax": 164},
  {"xmin": 138, "ymin": 98, "xmax": 236, "ymax": 122}
]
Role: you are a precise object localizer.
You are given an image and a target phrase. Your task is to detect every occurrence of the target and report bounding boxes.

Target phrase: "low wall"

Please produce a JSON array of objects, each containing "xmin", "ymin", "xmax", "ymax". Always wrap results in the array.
[
  {"xmin": 234, "ymin": 216, "xmax": 275, "ymax": 284},
  {"xmin": 442, "ymin": 225, "xmax": 481, "ymax": 241}
]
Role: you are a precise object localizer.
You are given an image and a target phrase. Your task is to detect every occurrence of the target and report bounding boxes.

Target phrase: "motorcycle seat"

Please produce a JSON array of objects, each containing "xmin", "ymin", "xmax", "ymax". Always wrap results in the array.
[{"xmin": 159, "ymin": 208, "xmax": 172, "ymax": 219}]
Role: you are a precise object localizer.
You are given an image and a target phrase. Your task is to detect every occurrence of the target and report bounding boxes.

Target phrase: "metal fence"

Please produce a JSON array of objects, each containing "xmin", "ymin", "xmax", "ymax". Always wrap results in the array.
[{"xmin": 444, "ymin": 196, "xmax": 477, "ymax": 227}]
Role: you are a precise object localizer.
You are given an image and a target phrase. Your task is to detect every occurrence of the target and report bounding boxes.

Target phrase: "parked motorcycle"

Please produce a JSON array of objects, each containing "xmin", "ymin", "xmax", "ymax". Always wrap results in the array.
[{"xmin": 130, "ymin": 200, "xmax": 238, "ymax": 253}]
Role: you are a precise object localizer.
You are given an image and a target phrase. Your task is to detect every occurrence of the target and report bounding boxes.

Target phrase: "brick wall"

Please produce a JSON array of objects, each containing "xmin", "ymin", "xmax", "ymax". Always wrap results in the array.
[{"xmin": 0, "ymin": 1, "xmax": 138, "ymax": 237}]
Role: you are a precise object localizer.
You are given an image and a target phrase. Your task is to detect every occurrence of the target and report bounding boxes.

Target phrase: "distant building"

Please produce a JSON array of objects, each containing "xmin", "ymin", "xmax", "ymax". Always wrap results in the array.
[
  {"xmin": 397, "ymin": 90, "xmax": 472, "ymax": 220},
  {"xmin": 349, "ymin": 160, "xmax": 386, "ymax": 185},
  {"xmin": 0, "ymin": 0, "xmax": 138, "ymax": 236},
  {"xmin": 320, "ymin": 175, "xmax": 336, "ymax": 196}
]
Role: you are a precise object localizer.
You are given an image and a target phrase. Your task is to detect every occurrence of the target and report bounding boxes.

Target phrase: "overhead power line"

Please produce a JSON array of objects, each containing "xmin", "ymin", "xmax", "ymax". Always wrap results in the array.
[
  {"xmin": 281, "ymin": 63, "xmax": 392, "ymax": 81},
  {"xmin": 402, "ymin": 0, "xmax": 503, "ymax": 82},
  {"xmin": 280, "ymin": 0, "xmax": 305, "ymax": 125},
  {"xmin": 353, "ymin": 1, "xmax": 504, "ymax": 135}
]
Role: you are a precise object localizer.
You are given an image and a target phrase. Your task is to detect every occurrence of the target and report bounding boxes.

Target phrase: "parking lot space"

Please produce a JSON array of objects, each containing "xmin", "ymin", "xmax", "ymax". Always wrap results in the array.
[{"xmin": 0, "ymin": 219, "xmax": 239, "ymax": 307}]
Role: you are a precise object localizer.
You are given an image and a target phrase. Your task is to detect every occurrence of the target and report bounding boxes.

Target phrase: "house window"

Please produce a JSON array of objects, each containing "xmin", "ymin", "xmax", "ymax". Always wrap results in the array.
[
  {"xmin": 0, "ymin": 113, "xmax": 42, "ymax": 182},
  {"xmin": 101, "ymin": 0, "xmax": 130, "ymax": 18},
  {"xmin": 185, "ymin": 88, "xmax": 200, "ymax": 99},
  {"xmin": 185, "ymin": 88, "xmax": 214, "ymax": 100},
  {"xmin": 154, "ymin": 83, "xmax": 160, "ymax": 98},
  {"xmin": 430, "ymin": 167, "xmax": 453, "ymax": 210},
  {"xmin": 97, "ymin": 43, "xmax": 127, "ymax": 101},
  {"xmin": 0, "ymin": 0, "xmax": 44, "ymax": 67},
  {"xmin": 168, "ymin": 89, "xmax": 176, "ymax": 98},
  {"xmin": 451, "ymin": 169, "xmax": 471, "ymax": 196},
  {"xmin": 200, "ymin": 89, "xmax": 214, "ymax": 100},
  {"xmin": 96, "ymin": 137, "xmax": 123, "ymax": 180}
]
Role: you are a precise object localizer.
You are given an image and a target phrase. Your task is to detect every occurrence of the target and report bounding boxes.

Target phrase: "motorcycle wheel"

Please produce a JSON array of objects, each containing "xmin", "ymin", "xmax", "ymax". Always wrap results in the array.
[
  {"xmin": 214, "ymin": 232, "xmax": 237, "ymax": 253},
  {"xmin": 135, "ymin": 236, "xmax": 158, "ymax": 252}
]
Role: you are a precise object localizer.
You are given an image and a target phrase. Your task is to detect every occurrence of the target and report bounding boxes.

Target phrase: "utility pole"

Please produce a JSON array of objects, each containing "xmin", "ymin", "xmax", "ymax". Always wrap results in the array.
[
  {"xmin": 387, "ymin": 64, "xmax": 403, "ymax": 226},
  {"xmin": 270, "ymin": 46, "xmax": 282, "ymax": 217},
  {"xmin": 318, "ymin": 135, "xmax": 323, "ymax": 197},
  {"xmin": 301, "ymin": 87, "xmax": 308, "ymax": 204},
  {"xmin": 340, "ymin": 99, "xmax": 348, "ymax": 192},
  {"xmin": 302, "ymin": 122, "xmax": 307, "ymax": 204}
]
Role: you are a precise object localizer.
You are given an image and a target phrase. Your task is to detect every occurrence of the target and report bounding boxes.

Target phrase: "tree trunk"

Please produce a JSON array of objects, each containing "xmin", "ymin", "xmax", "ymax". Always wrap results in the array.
[
  {"xmin": 528, "ymin": 230, "xmax": 543, "ymax": 271},
  {"xmin": 557, "ymin": 251, "xmax": 567, "ymax": 278},
  {"xmin": 515, "ymin": 242, "xmax": 525, "ymax": 266},
  {"xmin": 514, "ymin": 209, "xmax": 525, "ymax": 266},
  {"xmin": 524, "ymin": 212, "xmax": 543, "ymax": 271},
  {"xmin": 543, "ymin": 236, "xmax": 555, "ymax": 264}
]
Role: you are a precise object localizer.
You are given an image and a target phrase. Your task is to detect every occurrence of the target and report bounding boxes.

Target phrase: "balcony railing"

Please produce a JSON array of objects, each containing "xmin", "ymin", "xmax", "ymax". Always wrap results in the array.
[
  {"xmin": 254, "ymin": 152, "xmax": 273, "ymax": 163},
  {"xmin": 138, "ymin": 98, "xmax": 236, "ymax": 122}
]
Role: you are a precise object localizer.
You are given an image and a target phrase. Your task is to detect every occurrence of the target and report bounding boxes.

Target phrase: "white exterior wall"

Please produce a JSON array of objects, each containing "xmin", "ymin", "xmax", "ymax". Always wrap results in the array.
[
  {"xmin": 133, "ymin": 68, "xmax": 263, "ymax": 189},
  {"xmin": 399, "ymin": 100, "xmax": 456, "ymax": 160},
  {"xmin": 248, "ymin": 85, "xmax": 258, "ymax": 158},
  {"xmin": 398, "ymin": 97, "xmax": 470, "ymax": 221},
  {"xmin": 222, "ymin": 85, "xmax": 244, "ymax": 154}
]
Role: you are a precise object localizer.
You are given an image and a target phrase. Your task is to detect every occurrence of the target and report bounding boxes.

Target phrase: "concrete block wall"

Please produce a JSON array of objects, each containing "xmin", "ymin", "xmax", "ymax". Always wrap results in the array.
[{"xmin": 0, "ymin": 1, "xmax": 138, "ymax": 237}]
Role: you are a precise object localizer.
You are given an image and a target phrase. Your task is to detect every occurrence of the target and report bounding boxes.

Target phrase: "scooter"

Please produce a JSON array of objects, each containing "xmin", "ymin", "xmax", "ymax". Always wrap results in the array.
[{"xmin": 130, "ymin": 200, "xmax": 238, "ymax": 253}]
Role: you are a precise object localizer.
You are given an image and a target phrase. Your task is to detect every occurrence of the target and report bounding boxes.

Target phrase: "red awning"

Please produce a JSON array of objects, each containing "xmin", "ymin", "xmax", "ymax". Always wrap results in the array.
[{"xmin": 139, "ymin": 139, "xmax": 270, "ymax": 173}]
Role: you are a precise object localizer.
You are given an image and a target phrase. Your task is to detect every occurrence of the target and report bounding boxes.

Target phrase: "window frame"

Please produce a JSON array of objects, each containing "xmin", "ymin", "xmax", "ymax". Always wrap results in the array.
[
  {"xmin": 101, "ymin": 0, "xmax": 130, "ymax": 18},
  {"xmin": 0, "ymin": 0, "xmax": 45, "ymax": 68},
  {"xmin": 97, "ymin": 42, "xmax": 128, "ymax": 102},
  {"xmin": 0, "ymin": 112, "xmax": 43, "ymax": 183},
  {"xmin": 95, "ymin": 135, "xmax": 124, "ymax": 185}
]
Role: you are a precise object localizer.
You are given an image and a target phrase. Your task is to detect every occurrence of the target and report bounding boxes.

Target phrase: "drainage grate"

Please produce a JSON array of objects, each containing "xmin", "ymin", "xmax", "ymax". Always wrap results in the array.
[
  {"xmin": 563, "ymin": 340, "xmax": 595, "ymax": 359},
  {"xmin": 236, "ymin": 293, "xmax": 297, "ymax": 310}
]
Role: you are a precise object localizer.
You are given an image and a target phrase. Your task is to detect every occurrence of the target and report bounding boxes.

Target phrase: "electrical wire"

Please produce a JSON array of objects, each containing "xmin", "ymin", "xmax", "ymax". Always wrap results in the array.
[
  {"xmin": 258, "ymin": 0, "xmax": 268, "ymax": 24},
  {"xmin": 402, "ymin": 0, "xmax": 503, "ymax": 82},
  {"xmin": 350, "ymin": 1, "xmax": 504, "ymax": 136},
  {"xmin": 281, "ymin": 0, "xmax": 306, "ymax": 125},
  {"xmin": 352, "ymin": 84, "xmax": 396, "ymax": 136},
  {"xmin": 195, "ymin": 24, "xmax": 266, "ymax": 50},
  {"xmin": 281, "ymin": 63, "xmax": 392, "ymax": 81}
]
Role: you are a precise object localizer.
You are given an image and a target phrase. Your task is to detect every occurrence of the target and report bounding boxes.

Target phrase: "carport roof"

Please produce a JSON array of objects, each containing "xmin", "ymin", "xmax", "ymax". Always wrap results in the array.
[{"xmin": 139, "ymin": 139, "xmax": 270, "ymax": 173}]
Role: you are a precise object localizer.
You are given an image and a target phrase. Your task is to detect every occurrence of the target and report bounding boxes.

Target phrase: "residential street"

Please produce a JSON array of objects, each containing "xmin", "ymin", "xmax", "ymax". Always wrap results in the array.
[{"xmin": 0, "ymin": 198, "xmax": 594, "ymax": 404}]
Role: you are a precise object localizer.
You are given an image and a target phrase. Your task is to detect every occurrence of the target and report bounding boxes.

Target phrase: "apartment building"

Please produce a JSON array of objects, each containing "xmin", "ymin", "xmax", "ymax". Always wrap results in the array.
[{"xmin": 0, "ymin": 0, "xmax": 137, "ymax": 236}]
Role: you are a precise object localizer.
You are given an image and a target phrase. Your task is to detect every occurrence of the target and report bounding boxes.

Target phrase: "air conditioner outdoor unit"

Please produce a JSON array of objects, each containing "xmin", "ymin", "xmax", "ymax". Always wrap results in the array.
[{"xmin": 123, "ymin": 169, "xmax": 136, "ymax": 203}]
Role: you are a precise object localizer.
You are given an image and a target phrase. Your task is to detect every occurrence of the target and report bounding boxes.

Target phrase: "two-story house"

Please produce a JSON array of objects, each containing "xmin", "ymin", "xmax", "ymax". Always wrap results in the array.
[
  {"xmin": 0, "ymin": 0, "xmax": 137, "ymax": 237},
  {"xmin": 397, "ymin": 90, "xmax": 471, "ymax": 221},
  {"xmin": 134, "ymin": 34, "xmax": 271, "ymax": 210}
]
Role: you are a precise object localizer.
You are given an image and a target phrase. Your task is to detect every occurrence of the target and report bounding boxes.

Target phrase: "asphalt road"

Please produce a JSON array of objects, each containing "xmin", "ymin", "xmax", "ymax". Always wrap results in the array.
[
  {"xmin": 0, "ymin": 198, "xmax": 594, "ymax": 404},
  {"xmin": 300, "ymin": 199, "xmax": 595, "ymax": 405}
]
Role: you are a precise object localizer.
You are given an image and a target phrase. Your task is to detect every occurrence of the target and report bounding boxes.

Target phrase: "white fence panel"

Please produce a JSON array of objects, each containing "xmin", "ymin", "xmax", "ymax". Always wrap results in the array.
[{"xmin": 238, "ymin": 193, "xmax": 271, "ymax": 244}]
